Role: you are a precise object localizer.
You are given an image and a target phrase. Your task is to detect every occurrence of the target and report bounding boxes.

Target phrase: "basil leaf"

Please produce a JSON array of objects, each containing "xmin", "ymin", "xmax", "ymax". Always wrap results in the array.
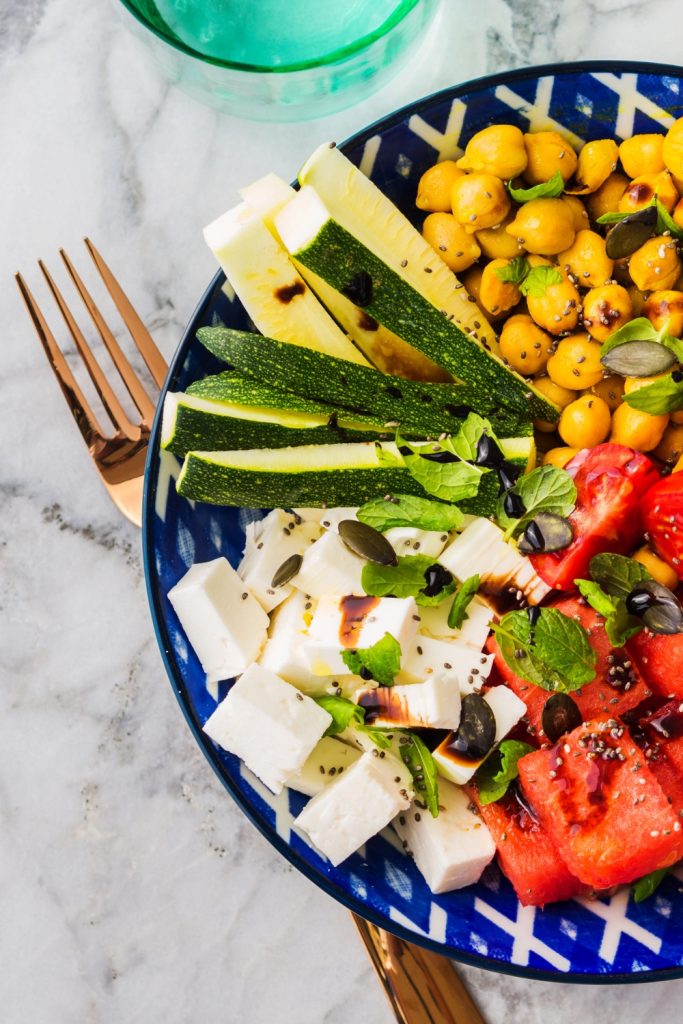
[
  {"xmin": 508, "ymin": 170, "xmax": 565, "ymax": 203},
  {"xmin": 625, "ymin": 372, "xmax": 683, "ymax": 414},
  {"xmin": 357, "ymin": 494, "xmax": 464, "ymax": 533},
  {"xmin": 474, "ymin": 739, "xmax": 535, "ymax": 805},
  {"xmin": 497, "ymin": 465, "xmax": 577, "ymax": 538},
  {"xmin": 589, "ymin": 553, "xmax": 653, "ymax": 601},
  {"xmin": 315, "ymin": 695, "xmax": 365, "ymax": 736},
  {"xmin": 447, "ymin": 574, "xmax": 481, "ymax": 630},
  {"xmin": 574, "ymin": 579, "xmax": 643, "ymax": 647},
  {"xmin": 495, "ymin": 255, "xmax": 530, "ymax": 286},
  {"xmin": 492, "ymin": 607, "xmax": 596, "ymax": 692},
  {"xmin": 398, "ymin": 435, "xmax": 483, "ymax": 503},
  {"xmin": 362, "ymin": 554, "xmax": 455, "ymax": 606},
  {"xmin": 633, "ymin": 868, "xmax": 668, "ymax": 904},
  {"xmin": 519, "ymin": 266, "xmax": 564, "ymax": 298},
  {"xmin": 341, "ymin": 632, "xmax": 402, "ymax": 687},
  {"xmin": 398, "ymin": 732, "xmax": 440, "ymax": 817}
]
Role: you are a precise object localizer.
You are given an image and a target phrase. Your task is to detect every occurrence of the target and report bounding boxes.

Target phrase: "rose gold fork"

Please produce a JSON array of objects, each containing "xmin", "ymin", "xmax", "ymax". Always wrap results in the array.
[{"xmin": 15, "ymin": 241, "xmax": 486, "ymax": 1024}]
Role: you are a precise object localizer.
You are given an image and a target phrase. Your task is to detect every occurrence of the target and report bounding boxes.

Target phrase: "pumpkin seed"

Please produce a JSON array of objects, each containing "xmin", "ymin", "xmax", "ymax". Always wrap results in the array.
[
  {"xmin": 605, "ymin": 205, "xmax": 657, "ymax": 259},
  {"xmin": 542, "ymin": 692, "xmax": 582, "ymax": 743},
  {"xmin": 626, "ymin": 580, "xmax": 683, "ymax": 635},
  {"xmin": 601, "ymin": 340, "xmax": 676, "ymax": 377},
  {"xmin": 518, "ymin": 512, "xmax": 574, "ymax": 554},
  {"xmin": 450, "ymin": 693, "xmax": 496, "ymax": 760},
  {"xmin": 338, "ymin": 519, "xmax": 398, "ymax": 566},
  {"xmin": 271, "ymin": 552, "xmax": 303, "ymax": 588}
]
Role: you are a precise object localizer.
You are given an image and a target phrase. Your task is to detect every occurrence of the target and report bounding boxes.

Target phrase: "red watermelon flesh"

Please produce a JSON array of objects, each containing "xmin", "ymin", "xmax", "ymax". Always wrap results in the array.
[{"xmin": 627, "ymin": 632, "xmax": 683, "ymax": 701}]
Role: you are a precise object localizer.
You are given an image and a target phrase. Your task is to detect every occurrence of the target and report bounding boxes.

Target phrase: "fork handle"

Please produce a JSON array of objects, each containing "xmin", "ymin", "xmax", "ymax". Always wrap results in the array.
[{"xmin": 352, "ymin": 915, "xmax": 486, "ymax": 1024}]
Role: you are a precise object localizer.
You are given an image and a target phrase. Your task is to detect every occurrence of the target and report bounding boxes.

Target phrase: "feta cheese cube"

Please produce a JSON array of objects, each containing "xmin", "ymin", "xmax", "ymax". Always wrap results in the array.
[
  {"xmin": 397, "ymin": 635, "xmax": 494, "ymax": 694},
  {"xmin": 433, "ymin": 685, "xmax": 527, "ymax": 786},
  {"xmin": 303, "ymin": 595, "xmax": 419, "ymax": 676},
  {"xmin": 394, "ymin": 779, "xmax": 495, "ymax": 893},
  {"xmin": 295, "ymin": 750, "xmax": 411, "ymax": 865},
  {"xmin": 293, "ymin": 530, "xmax": 365, "ymax": 599},
  {"xmin": 337, "ymin": 728, "xmax": 414, "ymax": 798},
  {"xmin": 168, "ymin": 558, "xmax": 268, "ymax": 682},
  {"xmin": 258, "ymin": 591, "xmax": 318, "ymax": 692},
  {"xmin": 203, "ymin": 663, "xmax": 332, "ymax": 794},
  {"xmin": 384, "ymin": 526, "xmax": 449, "ymax": 560},
  {"xmin": 418, "ymin": 596, "xmax": 493, "ymax": 647},
  {"xmin": 356, "ymin": 674, "xmax": 461, "ymax": 730},
  {"xmin": 238, "ymin": 509, "xmax": 320, "ymax": 612},
  {"xmin": 287, "ymin": 736, "xmax": 361, "ymax": 797},
  {"xmin": 318, "ymin": 507, "xmax": 359, "ymax": 532}
]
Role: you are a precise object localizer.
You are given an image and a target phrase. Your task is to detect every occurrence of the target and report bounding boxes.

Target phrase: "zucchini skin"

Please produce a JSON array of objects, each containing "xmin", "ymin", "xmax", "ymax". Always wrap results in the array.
[
  {"xmin": 186, "ymin": 370, "xmax": 338, "ymax": 415},
  {"xmin": 196, "ymin": 327, "xmax": 533, "ymax": 439}
]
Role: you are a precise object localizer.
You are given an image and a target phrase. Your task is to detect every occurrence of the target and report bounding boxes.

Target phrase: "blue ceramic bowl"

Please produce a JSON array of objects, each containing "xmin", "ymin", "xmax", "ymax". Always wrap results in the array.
[{"xmin": 143, "ymin": 61, "xmax": 683, "ymax": 981}]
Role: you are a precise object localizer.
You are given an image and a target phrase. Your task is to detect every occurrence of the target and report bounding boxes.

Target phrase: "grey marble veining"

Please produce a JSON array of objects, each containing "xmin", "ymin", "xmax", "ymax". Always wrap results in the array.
[{"xmin": 3, "ymin": 0, "xmax": 683, "ymax": 1020}]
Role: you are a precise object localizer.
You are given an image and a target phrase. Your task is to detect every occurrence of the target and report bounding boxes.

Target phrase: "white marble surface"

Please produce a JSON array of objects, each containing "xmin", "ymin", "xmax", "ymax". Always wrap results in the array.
[{"xmin": 4, "ymin": 0, "xmax": 683, "ymax": 1020}]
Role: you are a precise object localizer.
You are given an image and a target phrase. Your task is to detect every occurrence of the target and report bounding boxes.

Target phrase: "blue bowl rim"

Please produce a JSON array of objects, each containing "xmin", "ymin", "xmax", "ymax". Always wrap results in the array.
[{"xmin": 142, "ymin": 58, "xmax": 683, "ymax": 984}]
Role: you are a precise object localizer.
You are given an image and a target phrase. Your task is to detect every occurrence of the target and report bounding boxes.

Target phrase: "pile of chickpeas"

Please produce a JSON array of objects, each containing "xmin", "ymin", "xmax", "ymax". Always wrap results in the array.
[{"xmin": 416, "ymin": 120, "xmax": 683, "ymax": 481}]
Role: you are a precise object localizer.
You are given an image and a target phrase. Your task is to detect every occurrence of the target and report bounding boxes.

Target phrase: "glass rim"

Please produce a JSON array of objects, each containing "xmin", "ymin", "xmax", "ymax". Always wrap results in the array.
[{"xmin": 117, "ymin": 0, "xmax": 424, "ymax": 74}]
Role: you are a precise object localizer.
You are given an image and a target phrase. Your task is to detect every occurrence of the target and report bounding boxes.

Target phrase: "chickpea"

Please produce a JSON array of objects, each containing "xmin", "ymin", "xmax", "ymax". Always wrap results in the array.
[
  {"xmin": 506, "ymin": 198, "xmax": 575, "ymax": 255},
  {"xmin": 582, "ymin": 284, "xmax": 633, "ymax": 341},
  {"xmin": 547, "ymin": 333, "xmax": 604, "ymax": 390},
  {"xmin": 673, "ymin": 197, "xmax": 683, "ymax": 230},
  {"xmin": 523, "ymin": 131, "xmax": 578, "ymax": 185},
  {"xmin": 627, "ymin": 284, "xmax": 647, "ymax": 316},
  {"xmin": 559, "ymin": 394, "xmax": 611, "ymax": 448},
  {"xmin": 585, "ymin": 172, "xmax": 629, "ymax": 221},
  {"xmin": 587, "ymin": 374, "xmax": 625, "ymax": 412},
  {"xmin": 663, "ymin": 118, "xmax": 683, "ymax": 180},
  {"xmin": 612, "ymin": 257, "xmax": 633, "ymax": 288},
  {"xmin": 610, "ymin": 402, "xmax": 669, "ymax": 452},
  {"xmin": 673, "ymin": 409, "xmax": 683, "ymax": 426},
  {"xmin": 654, "ymin": 422, "xmax": 683, "ymax": 463},
  {"xmin": 543, "ymin": 446, "xmax": 579, "ymax": 468},
  {"xmin": 456, "ymin": 124, "xmax": 528, "ymax": 179},
  {"xmin": 629, "ymin": 236, "xmax": 682, "ymax": 292},
  {"xmin": 526, "ymin": 270, "xmax": 581, "ymax": 335},
  {"xmin": 571, "ymin": 139, "xmax": 618, "ymax": 194},
  {"xmin": 422, "ymin": 213, "xmax": 481, "ymax": 272},
  {"xmin": 461, "ymin": 264, "xmax": 487, "ymax": 311},
  {"xmin": 674, "ymin": 452, "xmax": 683, "ymax": 471},
  {"xmin": 617, "ymin": 170, "xmax": 678, "ymax": 214},
  {"xmin": 558, "ymin": 229, "xmax": 614, "ymax": 288},
  {"xmin": 533, "ymin": 374, "xmax": 575, "ymax": 432},
  {"xmin": 476, "ymin": 214, "xmax": 524, "ymax": 260},
  {"xmin": 643, "ymin": 289, "xmax": 683, "ymax": 337},
  {"xmin": 416, "ymin": 161, "xmax": 465, "ymax": 212},
  {"xmin": 560, "ymin": 195, "xmax": 590, "ymax": 232},
  {"xmin": 479, "ymin": 259, "xmax": 521, "ymax": 316},
  {"xmin": 633, "ymin": 544, "xmax": 679, "ymax": 589},
  {"xmin": 451, "ymin": 173, "xmax": 510, "ymax": 232},
  {"xmin": 620, "ymin": 134, "xmax": 666, "ymax": 178},
  {"xmin": 499, "ymin": 314, "xmax": 552, "ymax": 375}
]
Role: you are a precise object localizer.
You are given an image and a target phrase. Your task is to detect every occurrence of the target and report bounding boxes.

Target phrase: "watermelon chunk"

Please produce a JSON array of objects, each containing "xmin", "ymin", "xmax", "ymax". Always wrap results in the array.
[
  {"xmin": 639, "ymin": 700, "xmax": 683, "ymax": 816},
  {"xmin": 627, "ymin": 632, "xmax": 683, "ymax": 701},
  {"xmin": 487, "ymin": 597, "xmax": 651, "ymax": 740},
  {"xmin": 469, "ymin": 784, "xmax": 583, "ymax": 906},
  {"xmin": 518, "ymin": 717, "xmax": 683, "ymax": 889}
]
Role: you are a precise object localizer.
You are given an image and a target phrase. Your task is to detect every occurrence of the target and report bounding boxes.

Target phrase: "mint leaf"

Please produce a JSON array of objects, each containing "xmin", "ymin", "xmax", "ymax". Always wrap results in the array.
[
  {"xmin": 357, "ymin": 494, "xmax": 464, "ymax": 533},
  {"xmin": 447, "ymin": 574, "xmax": 481, "ymax": 630},
  {"xmin": 497, "ymin": 465, "xmax": 576, "ymax": 538},
  {"xmin": 589, "ymin": 553, "xmax": 653, "ymax": 601},
  {"xmin": 492, "ymin": 607, "xmax": 596, "ymax": 692},
  {"xmin": 600, "ymin": 316, "xmax": 661, "ymax": 357},
  {"xmin": 474, "ymin": 739, "xmax": 535, "ymax": 805},
  {"xmin": 315, "ymin": 695, "xmax": 365, "ymax": 736},
  {"xmin": 624, "ymin": 372, "xmax": 683, "ymax": 414},
  {"xmin": 398, "ymin": 435, "xmax": 483, "ymax": 503},
  {"xmin": 508, "ymin": 170, "xmax": 565, "ymax": 202},
  {"xmin": 633, "ymin": 868, "xmax": 668, "ymax": 903},
  {"xmin": 519, "ymin": 266, "xmax": 564, "ymax": 298},
  {"xmin": 362, "ymin": 554, "xmax": 455, "ymax": 606},
  {"xmin": 375, "ymin": 441, "xmax": 403, "ymax": 467},
  {"xmin": 341, "ymin": 633, "xmax": 402, "ymax": 687},
  {"xmin": 495, "ymin": 255, "xmax": 530, "ymax": 286},
  {"xmin": 574, "ymin": 579, "xmax": 643, "ymax": 647},
  {"xmin": 398, "ymin": 732, "xmax": 440, "ymax": 817},
  {"xmin": 443, "ymin": 412, "xmax": 498, "ymax": 462}
]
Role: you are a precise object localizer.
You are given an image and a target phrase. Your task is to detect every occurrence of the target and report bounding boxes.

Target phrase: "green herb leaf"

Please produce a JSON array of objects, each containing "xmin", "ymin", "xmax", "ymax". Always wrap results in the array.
[
  {"xmin": 447, "ymin": 574, "xmax": 481, "ymax": 630},
  {"xmin": 495, "ymin": 255, "xmax": 530, "ymax": 286},
  {"xmin": 362, "ymin": 554, "xmax": 456, "ymax": 606},
  {"xmin": 357, "ymin": 494, "xmax": 464, "ymax": 533},
  {"xmin": 443, "ymin": 412, "xmax": 498, "ymax": 462},
  {"xmin": 508, "ymin": 170, "xmax": 565, "ymax": 203},
  {"xmin": 375, "ymin": 441, "xmax": 404, "ymax": 467},
  {"xmin": 341, "ymin": 633, "xmax": 402, "ymax": 687},
  {"xmin": 574, "ymin": 579, "xmax": 643, "ymax": 647},
  {"xmin": 491, "ymin": 607, "xmax": 596, "ymax": 692},
  {"xmin": 357, "ymin": 725, "xmax": 393, "ymax": 749},
  {"xmin": 654, "ymin": 198, "xmax": 683, "ymax": 239},
  {"xmin": 633, "ymin": 868, "xmax": 668, "ymax": 904},
  {"xmin": 398, "ymin": 732, "xmax": 440, "ymax": 817},
  {"xmin": 588, "ymin": 553, "xmax": 654, "ymax": 601},
  {"xmin": 474, "ymin": 739, "xmax": 535, "ymax": 805},
  {"xmin": 398, "ymin": 434, "xmax": 483, "ymax": 503},
  {"xmin": 600, "ymin": 316, "xmax": 661, "ymax": 357},
  {"xmin": 315, "ymin": 695, "xmax": 365, "ymax": 736},
  {"xmin": 624, "ymin": 372, "xmax": 683, "ymax": 414},
  {"xmin": 497, "ymin": 464, "xmax": 577, "ymax": 538},
  {"xmin": 519, "ymin": 266, "xmax": 564, "ymax": 298},
  {"xmin": 597, "ymin": 210, "xmax": 633, "ymax": 225}
]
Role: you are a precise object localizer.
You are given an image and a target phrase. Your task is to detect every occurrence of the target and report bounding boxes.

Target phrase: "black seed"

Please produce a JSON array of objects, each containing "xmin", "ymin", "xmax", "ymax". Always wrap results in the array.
[
  {"xmin": 605, "ymin": 205, "xmax": 657, "ymax": 259},
  {"xmin": 338, "ymin": 519, "xmax": 398, "ymax": 566},
  {"xmin": 542, "ymin": 693, "xmax": 582, "ymax": 743},
  {"xmin": 449, "ymin": 693, "xmax": 496, "ymax": 760},
  {"xmin": 342, "ymin": 270, "xmax": 373, "ymax": 306},
  {"xmin": 518, "ymin": 512, "xmax": 574, "ymax": 555},
  {"xmin": 601, "ymin": 340, "xmax": 676, "ymax": 377},
  {"xmin": 271, "ymin": 552, "xmax": 303, "ymax": 588}
]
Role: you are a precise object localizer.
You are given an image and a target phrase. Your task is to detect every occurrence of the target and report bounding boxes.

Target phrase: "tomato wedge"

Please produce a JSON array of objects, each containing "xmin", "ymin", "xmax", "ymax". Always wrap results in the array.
[
  {"xmin": 531, "ymin": 444, "xmax": 660, "ymax": 591},
  {"xmin": 642, "ymin": 472, "xmax": 683, "ymax": 580}
]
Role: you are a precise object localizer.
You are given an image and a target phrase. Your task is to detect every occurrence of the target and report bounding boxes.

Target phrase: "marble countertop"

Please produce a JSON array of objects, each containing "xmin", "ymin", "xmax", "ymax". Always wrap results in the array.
[{"xmin": 4, "ymin": 0, "xmax": 683, "ymax": 1020}]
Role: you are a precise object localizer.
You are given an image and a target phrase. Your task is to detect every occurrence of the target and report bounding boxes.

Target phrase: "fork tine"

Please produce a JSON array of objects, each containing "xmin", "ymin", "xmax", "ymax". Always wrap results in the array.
[
  {"xmin": 59, "ymin": 248, "xmax": 157, "ymax": 429},
  {"xmin": 85, "ymin": 238, "xmax": 168, "ymax": 389},
  {"xmin": 15, "ymin": 272, "xmax": 107, "ymax": 449},
  {"xmin": 38, "ymin": 259, "xmax": 141, "ymax": 442}
]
